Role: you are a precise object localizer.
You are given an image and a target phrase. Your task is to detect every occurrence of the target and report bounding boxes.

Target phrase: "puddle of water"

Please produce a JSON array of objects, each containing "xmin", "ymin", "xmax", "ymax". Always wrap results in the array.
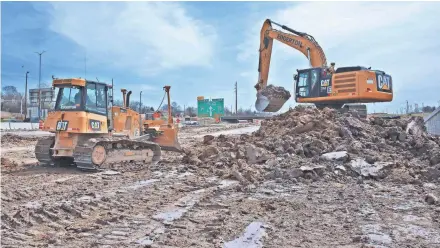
[
  {"xmin": 361, "ymin": 224, "xmax": 392, "ymax": 245},
  {"xmin": 321, "ymin": 151, "xmax": 347, "ymax": 160},
  {"xmin": 100, "ymin": 170, "xmax": 120, "ymax": 175},
  {"xmin": 152, "ymin": 189, "xmax": 207, "ymax": 223},
  {"xmin": 126, "ymin": 179, "xmax": 159, "ymax": 190},
  {"xmin": 77, "ymin": 195, "xmax": 94, "ymax": 203},
  {"xmin": 178, "ymin": 172, "xmax": 194, "ymax": 178},
  {"xmin": 153, "ymin": 208, "xmax": 187, "ymax": 223},
  {"xmin": 396, "ymin": 224, "xmax": 431, "ymax": 238},
  {"xmin": 24, "ymin": 201, "xmax": 42, "ymax": 209},
  {"xmin": 393, "ymin": 201, "xmax": 424, "ymax": 211},
  {"xmin": 223, "ymin": 222, "xmax": 266, "ymax": 248},
  {"xmin": 164, "ymin": 170, "xmax": 178, "ymax": 178},
  {"xmin": 136, "ymin": 237, "xmax": 153, "ymax": 245},
  {"xmin": 198, "ymin": 126, "xmax": 260, "ymax": 137},
  {"xmin": 403, "ymin": 215, "xmax": 423, "ymax": 222},
  {"xmin": 206, "ymin": 176, "xmax": 218, "ymax": 182},
  {"xmin": 219, "ymin": 180, "xmax": 238, "ymax": 188}
]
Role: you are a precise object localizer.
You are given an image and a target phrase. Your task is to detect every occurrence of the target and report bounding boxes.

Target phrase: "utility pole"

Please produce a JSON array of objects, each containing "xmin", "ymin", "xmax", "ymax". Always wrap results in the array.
[
  {"xmin": 35, "ymin": 50, "xmax": 46, "ymax": 121},
  {"xmin": 406, "ymin": 100, "xmax": 409, "ymax": 114},
  {"xmin": 184, "ymin": 104, "xmax": 186, "ymax": 116},
  {"xmin": 139, "ymin": 91, "xmax": 142, "ymax": 136},
  {"xmin": 234, "ymin": 81, "xmax": 237, "ymax": 115},
  {"xmin": 139, "ymin": 91, "xmax": 142, "ymax": 113},
  {"xmin": 84, "ymin": 51, "xmax": 87, "ymax": 79},
  {"xmin": 24, "ymin": 71, "xmax": 29, "ymax": 120}
]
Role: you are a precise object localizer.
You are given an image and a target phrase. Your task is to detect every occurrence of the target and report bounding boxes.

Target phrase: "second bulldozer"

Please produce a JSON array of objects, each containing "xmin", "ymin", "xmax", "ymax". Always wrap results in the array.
[{"xmin": 36, "ymin": 78, "xmax": 182, "ymax": 171}]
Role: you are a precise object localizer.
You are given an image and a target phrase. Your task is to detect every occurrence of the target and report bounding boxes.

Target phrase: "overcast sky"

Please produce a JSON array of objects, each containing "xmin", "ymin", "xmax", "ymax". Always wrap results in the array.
[{"xmin": 2, "ymin": 1, "xmax": 440, "ymax": 113}]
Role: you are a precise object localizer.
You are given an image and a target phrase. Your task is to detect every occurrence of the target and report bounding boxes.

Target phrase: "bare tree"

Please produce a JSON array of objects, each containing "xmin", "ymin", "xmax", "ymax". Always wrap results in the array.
[{"xmin": 1, "ymin": 86, "xmax": 23, "ymax": 113}]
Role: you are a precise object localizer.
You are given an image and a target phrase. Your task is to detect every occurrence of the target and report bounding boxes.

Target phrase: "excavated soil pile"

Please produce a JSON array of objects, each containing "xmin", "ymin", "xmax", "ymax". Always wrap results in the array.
[
  {"xmin": 260, "ymin": 85, "xmax": 291, "ymax": 100},
  {"xmin": 1, "ymin": 133, "xmax": 40, "ymax": 147},
  {"xmin": 183, "ymin": 106, "xmax": 440, "ymax": 185}
]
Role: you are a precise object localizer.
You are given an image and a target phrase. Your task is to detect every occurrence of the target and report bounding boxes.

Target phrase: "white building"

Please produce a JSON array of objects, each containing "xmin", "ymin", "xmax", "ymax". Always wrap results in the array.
[{"xmin": 424, "ymin": 107, "xmax": 440, "ymax": 136}]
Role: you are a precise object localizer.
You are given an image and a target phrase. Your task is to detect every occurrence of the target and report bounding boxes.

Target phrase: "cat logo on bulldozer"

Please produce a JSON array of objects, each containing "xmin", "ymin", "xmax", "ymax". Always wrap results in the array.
[{"xmin": 90, "ymin": 120, "xmax": 101, "ymax": 131}]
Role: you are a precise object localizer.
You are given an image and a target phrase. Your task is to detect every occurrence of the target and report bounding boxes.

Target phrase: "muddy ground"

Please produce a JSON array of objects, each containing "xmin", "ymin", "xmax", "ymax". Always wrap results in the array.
[{"xmin": 1, "ymin": 120, "xmax": 440, "ymax": 248}]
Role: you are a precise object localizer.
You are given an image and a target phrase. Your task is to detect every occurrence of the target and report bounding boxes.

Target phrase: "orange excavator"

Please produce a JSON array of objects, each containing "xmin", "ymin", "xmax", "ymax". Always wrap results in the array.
[{"xmin": 255, "ymin": 19, "xmax": 393, "ymax": 117}]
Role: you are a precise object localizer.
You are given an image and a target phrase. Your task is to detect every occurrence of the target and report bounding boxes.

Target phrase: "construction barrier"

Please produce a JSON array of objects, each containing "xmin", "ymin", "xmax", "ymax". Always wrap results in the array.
[{"xmin": 0, "ymin": 122, "xmax": 40, "ymax": 130}]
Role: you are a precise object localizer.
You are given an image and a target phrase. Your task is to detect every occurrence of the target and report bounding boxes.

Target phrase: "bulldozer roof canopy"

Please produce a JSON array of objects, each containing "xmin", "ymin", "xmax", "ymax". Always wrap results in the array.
[{"xmin": 53, "ymin": 78, "xmax": 111, "ymax": 88}]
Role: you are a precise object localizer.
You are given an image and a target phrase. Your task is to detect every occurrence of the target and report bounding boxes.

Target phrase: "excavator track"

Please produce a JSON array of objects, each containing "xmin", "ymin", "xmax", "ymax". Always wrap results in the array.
[{"xmin": 73, "ymin": 137, "xmax": 161, "ymax": 171}]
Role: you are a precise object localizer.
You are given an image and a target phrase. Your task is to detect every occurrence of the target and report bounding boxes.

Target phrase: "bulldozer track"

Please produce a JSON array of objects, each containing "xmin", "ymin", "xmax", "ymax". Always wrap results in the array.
[
  {"xmin": 34, "ymin": 137, "xmax": 55, "ymax": 166},
  {"xmin": 74, "ymin": 137, "xmax": 161, "ymax": 171},
  {"xmin": 34, "ymin": 136, "xmax": 161, "ymax": 172}
]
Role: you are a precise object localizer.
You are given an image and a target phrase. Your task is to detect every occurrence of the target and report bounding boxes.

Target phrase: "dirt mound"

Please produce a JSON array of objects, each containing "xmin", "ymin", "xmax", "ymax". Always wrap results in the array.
[
  {"xmin": 183, "ymin": 106, "xmax": 440, "ymax": 185},
  {"xmin": 1, "ymin": 133, "xmax": 40, "ymax": 146},
  {"xmin": 260, "ymin": 85, "xmax": 291, "ymax": 100}
]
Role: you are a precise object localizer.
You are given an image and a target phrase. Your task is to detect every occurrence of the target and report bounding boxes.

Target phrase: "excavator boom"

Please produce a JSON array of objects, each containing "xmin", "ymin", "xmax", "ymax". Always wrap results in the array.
[{"xmin": 256, "ymin": 19, "xmax": 327, "ymax": 112}]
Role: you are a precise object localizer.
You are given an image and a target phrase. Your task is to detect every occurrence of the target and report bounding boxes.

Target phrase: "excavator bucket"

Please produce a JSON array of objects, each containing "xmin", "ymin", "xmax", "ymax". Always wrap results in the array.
[
  {"xmin": 255, "ymin": 85, "xmax": 291, "ymax": 112},
  {"xmin": 153, "ymin": 124, "xmax": 183, "ymax": 152}
]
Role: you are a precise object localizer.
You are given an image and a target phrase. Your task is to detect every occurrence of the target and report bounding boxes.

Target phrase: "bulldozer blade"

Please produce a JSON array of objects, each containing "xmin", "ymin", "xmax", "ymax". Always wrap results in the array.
[
  {"xmin": 152, "ymin": 125, "xmax": 183, "ymax": 153},
  {"xmin": 158, "ymin": 134, "xmax": 183, "ymax": 153},
  {"xmin": 255, "ymin": 85, "xmax": 291, "ymax": 112}
]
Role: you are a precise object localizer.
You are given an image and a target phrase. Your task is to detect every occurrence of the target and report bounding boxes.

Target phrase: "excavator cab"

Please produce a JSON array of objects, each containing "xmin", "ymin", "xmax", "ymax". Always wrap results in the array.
[{"xmin": 294, "ymin": 67, "xmax": 333, "ymax": 101}]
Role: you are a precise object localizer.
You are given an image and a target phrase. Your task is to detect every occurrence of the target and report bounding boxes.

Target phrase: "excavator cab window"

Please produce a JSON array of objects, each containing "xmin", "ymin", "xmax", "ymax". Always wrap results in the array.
[{"xmin": 296, "ymin": 71, "xmax": 310, "ymax": 97}]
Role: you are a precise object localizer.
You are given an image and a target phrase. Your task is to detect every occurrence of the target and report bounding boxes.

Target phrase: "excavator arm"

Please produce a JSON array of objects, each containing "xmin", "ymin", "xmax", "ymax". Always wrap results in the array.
[{"xmin": 255, "ymin": 19, "xmax": 328, "ymax": 112}]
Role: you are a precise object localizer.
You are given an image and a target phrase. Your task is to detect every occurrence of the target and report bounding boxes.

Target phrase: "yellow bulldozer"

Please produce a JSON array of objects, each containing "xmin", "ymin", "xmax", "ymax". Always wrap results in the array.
[
  {"xmin": 142, "ymin": 86, "xmax": 181, "ymax": 153},
  {"xmin": 35, "ymin": 78, "xmax": 182, "ymax": 171}
]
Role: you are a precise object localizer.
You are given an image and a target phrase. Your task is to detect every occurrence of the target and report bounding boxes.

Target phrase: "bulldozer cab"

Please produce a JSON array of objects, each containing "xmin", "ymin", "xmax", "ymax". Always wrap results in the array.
[
  {"xmin": 53, "ymin": 78, "xmax": 112, "ymax": 130},
  {"xmin": 54, "ymin": 79, "xmax": 109, "ymax": 115}
]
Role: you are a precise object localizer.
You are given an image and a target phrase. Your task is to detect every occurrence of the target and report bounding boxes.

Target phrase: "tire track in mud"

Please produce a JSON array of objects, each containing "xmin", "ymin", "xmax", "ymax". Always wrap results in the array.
[
  {"xmin": 0, "ymin": 167, "xmax": 198, "ymax": 247},
  {"xmin": 356, "ymin": 182, "xmax": 440, "ymax": 247},
  {"xmin": 2, "ymin": 169, "xmax": 149, "ymax": 211},
  {"xmin": 57, "ymin": 179, "xmax": 240, "ymax": 247}
]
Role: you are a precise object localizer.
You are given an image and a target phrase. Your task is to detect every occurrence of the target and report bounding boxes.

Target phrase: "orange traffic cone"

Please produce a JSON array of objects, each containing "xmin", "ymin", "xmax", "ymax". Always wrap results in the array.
[{"xmin": 39, "ymin": 120, "xmax": 44, "ymax": 130}]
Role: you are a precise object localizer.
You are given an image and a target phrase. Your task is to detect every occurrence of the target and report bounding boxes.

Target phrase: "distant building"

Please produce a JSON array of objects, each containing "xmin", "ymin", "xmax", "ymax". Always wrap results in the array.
[
  {"xmin": 29, "ymin": 88, "xmax": 56, "ymax": 121},
  {"xmin": 424, "ymin": 107, "xmax": 440, "ymax": 136}
]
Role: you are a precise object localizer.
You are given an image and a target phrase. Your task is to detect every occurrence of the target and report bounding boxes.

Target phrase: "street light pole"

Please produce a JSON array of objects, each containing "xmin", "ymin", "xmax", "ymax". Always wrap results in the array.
[
  {"xmin": 35, "ymin": 50, "xmax": 46, "ymax": 120},
  {"xmin": 139, "ymin": 91, "xmax": 142, "ymax": 113},
  {"xmin": 24, "ymin": 71, "xmax": 29, "ymax": 120},
  {"xmin": 139, "ymin": 91, "xmax": 143, "ymax": 136}
]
